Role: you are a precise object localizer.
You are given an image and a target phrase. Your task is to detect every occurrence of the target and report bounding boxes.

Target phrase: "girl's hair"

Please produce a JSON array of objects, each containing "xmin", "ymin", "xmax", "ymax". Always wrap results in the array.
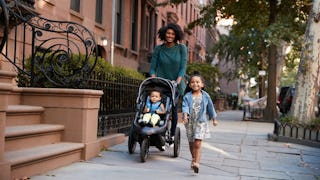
[
  {"xmin": 158, "ymin": 23, "xmax": 184, "ymax": 42},
  {"xmin": 184, "ymin": 71, "xmax": 205, "ymax": 94}
]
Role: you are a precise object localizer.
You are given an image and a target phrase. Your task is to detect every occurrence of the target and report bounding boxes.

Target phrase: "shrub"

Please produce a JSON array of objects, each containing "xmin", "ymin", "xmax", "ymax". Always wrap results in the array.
[
  {"xmin": 18, "ymin": 53, "xmax": 145, "ymax": 88},
  {"xmin": 279, "ymin": 114, "xmax": 320, "ymax": 130}
]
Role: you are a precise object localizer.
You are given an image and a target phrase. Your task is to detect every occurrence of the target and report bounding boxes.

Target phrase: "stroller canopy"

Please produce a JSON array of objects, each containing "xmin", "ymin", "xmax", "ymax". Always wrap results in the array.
[{"xmin": 136, "ymin": 77, "xmax": 176, "ymax": 104}]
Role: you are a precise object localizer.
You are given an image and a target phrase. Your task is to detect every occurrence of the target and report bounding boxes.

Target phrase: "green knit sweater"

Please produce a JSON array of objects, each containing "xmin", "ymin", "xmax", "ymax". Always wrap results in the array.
[{"xmin": 149, "ymin": 43, "xmax": 188, "ymax": 94}]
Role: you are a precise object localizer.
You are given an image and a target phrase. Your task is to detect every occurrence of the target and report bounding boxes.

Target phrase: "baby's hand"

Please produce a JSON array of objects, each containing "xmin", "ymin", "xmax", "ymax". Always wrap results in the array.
[{"xmin": 213, "ymin": 119, "xmax": 218, "ymax": 126}]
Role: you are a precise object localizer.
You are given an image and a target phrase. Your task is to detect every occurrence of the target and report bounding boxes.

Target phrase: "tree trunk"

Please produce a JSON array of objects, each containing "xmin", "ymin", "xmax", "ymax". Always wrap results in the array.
[
  {"xmin": 263, "ymin": 0, "xmax": 278, "ymax": 122},
  {"xmin": 291, "ymin": 0, "xmax": 320, "ymax": 124},
  {"xmin": 264, "ymin": 44, "xmax": 278, "ymax": 122}
]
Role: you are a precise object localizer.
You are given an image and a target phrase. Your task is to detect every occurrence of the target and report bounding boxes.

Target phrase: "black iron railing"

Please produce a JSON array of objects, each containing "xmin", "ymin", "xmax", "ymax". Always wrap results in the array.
[
  {"xmin": 273, "ymin": 119, "xmax": 320, "ymax": 142},
  {"xmin": 97, "ymin": 113, "xmax": 136, "ymax": 136},
  {"xmin": 86, "ymin": 71, "xmax": 142, "ymax": 136},
  {"xmin": 0, "ymin": 0, "xmax": 141, "ymax": 137},
  {"xmin": 0, "ymin": 0, "xmax": 98, "ymax": 88}
]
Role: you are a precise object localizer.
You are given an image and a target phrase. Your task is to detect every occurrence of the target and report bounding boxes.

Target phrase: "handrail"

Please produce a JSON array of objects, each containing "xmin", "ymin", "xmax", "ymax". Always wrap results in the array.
[
  {"xmin": 0, "ymin": 0, "xmax": 9, "ymax": 52},
  {"xmin": 0, "ymin": 0, "xmax": 98, "ymax": 88}
]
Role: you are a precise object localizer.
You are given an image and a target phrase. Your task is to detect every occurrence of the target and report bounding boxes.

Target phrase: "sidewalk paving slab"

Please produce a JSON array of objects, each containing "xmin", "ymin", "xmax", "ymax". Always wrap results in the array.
[{"xmin": 31, "ymin": 110, "xmax": 320, "ymax": 180}]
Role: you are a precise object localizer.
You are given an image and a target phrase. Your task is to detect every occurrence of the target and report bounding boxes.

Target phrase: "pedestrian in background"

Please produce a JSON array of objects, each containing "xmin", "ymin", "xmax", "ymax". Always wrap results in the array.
[
  {"xmin": 149, "ymin": 23, "xmax": 188, "ymax": 143},
  {"xmin": 182, "ymin": 72, "xmax": 218, "ymax": 173}
]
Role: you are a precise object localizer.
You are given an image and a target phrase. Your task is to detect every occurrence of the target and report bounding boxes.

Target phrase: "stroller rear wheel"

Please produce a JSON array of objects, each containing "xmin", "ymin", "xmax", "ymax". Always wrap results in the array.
[
  {"xmin": 128, "ymin": 126, "xmax": 137, "ymax": 154},
  {"xmin": 140, "ymin": 137, "xmax": 149, "ymax": 162},
  {"xmin": 173, "ymin": 127, "xmax": 180, "ymax": 157}
]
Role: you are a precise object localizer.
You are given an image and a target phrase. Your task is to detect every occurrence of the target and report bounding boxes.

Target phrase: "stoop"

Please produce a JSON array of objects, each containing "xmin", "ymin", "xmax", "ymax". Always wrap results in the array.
[{"xmin": 99, "ymin": 133, "xmax": 126, "ymax": 150}]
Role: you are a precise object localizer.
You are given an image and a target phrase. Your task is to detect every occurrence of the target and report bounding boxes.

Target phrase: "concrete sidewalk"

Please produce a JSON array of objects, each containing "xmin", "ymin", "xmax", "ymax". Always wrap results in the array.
[{"xmin": 32, "ymin": 110, "xmax": 320, "ymax": 180}]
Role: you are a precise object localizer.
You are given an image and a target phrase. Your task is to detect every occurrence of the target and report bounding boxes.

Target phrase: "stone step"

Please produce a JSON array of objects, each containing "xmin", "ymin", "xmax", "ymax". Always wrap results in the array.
[
  {"xmin": 5, "ymin": 124, "xmax": 64, "ymax": 151},
  {"xmin": 6, "ymin": 105, "xmax": 44, "ymax": 126},
  {"xmin": 5, "ymin": 142, "xmax": 84, "ymax": 179},
  {"xmin": 0, "ymin": 70, "xmax": 17, "ymax": 84}
]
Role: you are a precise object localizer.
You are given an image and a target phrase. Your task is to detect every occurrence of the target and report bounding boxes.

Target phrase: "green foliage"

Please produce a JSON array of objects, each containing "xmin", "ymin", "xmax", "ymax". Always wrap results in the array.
[
  {"xmin": 18, "ymin": 53, "xmax": 145, "ymax": 88},
  {"xmin": 279, "ymin": 46, "xmax": 300, "ymax": 87},
  {"xmin": 188, "ymin": 0, "xmax": 310, "ymax": 83},
  {"xmin": 279, "ymin": 114, "xmax": 299, "ymax": 124},
  {"xmin": 279, "ymin": 114, "xmax": 320, "ymax": 130},
  {"xmin": 18, "ymin": 53, "xmax": 102, "ymax": 87},
  {"xmin": 308, "ymin": 118, "xmax": 320, "ymax": 130},
  {"xmin": 186, "ymin": 62, "xmax": 220, "ymax": 98},
  {"xmin": 280, "ymin": 67, "xmax": 298, "ymax": 87},
  {"xmin": 93, "ymin": 56, "xmax": 145, "ymax": 80},
  {"xmin": 212, "ymin": 29, "xmax": 265, "ymax": 80}
]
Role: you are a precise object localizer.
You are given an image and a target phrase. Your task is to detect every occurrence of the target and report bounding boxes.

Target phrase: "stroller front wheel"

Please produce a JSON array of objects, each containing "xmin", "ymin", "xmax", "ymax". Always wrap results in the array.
[
  {"xmin": 140, "ymin": 137, "xmax": 149, "ymax": 162},
  {"xmin": 128, "ymin": 126, "xmax": 137, "ymax": 154}
]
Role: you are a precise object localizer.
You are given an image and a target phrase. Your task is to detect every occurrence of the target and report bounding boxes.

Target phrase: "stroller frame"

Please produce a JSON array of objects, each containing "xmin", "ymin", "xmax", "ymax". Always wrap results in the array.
[{"xmin": 128, "ymin": 77, "xmax": 181, "ymax": 162}]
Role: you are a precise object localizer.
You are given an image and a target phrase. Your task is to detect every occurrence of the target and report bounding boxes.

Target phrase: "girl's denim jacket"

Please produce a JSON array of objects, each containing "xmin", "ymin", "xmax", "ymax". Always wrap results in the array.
[{"xmin": 182, "ymin": 90, "xmax": 217, "ymax": 123}]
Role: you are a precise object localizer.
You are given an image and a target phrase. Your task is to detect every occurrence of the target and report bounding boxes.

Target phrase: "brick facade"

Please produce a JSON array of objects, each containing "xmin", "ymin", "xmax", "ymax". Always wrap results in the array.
[{"xmin": 28, "ymin": 0, "xmax": 209, "ymax": 74}]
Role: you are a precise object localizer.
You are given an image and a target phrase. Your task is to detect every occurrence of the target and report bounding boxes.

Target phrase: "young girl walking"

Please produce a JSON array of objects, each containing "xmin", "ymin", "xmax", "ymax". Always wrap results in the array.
[{"xmin": 182, "ymin": 72, "xmax": 218, "ymax": 173}]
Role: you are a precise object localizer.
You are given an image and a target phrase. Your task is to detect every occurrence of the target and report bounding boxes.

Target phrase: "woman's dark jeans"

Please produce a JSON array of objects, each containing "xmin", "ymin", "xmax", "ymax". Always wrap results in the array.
[
  {"xmin": 170, "ymin": 103, "xmax": 178, "ymax": 136},
  {"xmin": 170, "ymin": 92, "xmax": 180, "ymax": 137}
]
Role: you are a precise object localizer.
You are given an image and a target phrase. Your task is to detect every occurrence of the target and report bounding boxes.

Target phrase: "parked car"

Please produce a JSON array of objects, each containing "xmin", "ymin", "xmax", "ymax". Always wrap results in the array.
[{"xmin": 278, "ymin": 86, "xmax": 295, "ymax": 114}]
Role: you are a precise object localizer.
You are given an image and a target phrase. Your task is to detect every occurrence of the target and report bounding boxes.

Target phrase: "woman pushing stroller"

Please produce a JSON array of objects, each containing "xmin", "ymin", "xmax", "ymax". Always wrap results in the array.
[{"xmin": 149, "ymin": 22, "xmax": 187, "ymax": 141}]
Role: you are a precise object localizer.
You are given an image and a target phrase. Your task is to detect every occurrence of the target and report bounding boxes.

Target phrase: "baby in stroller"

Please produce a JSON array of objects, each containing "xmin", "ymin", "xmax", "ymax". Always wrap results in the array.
[
  {"xmin": 128, "ymin": 77, "xmax": 181, "ymax": 162},
  {"xmin": 139, "ymin": 89, "xmax": 166, "ymax": 127}
]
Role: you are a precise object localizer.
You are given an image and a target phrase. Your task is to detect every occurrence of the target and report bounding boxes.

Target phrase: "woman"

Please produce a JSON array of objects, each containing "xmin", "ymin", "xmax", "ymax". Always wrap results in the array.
[{"xmin": 149, "ymin": 23, "xmax": 188, "ymax": 142}]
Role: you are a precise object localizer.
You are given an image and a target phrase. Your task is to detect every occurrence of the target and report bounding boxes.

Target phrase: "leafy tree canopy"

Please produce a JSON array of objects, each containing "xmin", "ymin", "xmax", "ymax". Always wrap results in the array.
[{"xmin": 189, "ymin": 0, "xmax": 311, "ymax": 80}]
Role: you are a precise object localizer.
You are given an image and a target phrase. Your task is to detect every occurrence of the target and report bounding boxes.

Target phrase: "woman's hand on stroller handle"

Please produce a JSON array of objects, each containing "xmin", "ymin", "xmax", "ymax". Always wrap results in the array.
[{"xmin": 171, "ymin": 80, "xmax": 178, "ymax": 87}]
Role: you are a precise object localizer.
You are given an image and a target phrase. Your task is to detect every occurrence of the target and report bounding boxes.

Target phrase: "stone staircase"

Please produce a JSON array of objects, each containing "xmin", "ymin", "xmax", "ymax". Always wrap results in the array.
[{"xmin": 0, "ymin": 70, "xmax": 106, "ymax": 179}]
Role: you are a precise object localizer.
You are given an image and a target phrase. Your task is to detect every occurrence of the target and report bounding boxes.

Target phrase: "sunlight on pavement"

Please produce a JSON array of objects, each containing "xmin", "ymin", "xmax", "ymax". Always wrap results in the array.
[{"xmin": 202, "ymin": 142, "xmax": 237, "ymax": 159}]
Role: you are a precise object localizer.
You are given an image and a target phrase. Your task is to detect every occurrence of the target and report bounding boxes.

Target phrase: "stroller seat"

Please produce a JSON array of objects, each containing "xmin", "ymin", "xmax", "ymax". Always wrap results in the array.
[
  {"xmin": 128, "ymin": 77, "xmax": 181, "ymax": 162},
  {"xmin": 138, "ymin": 95, "xmax": 171, "ymax": 128}
]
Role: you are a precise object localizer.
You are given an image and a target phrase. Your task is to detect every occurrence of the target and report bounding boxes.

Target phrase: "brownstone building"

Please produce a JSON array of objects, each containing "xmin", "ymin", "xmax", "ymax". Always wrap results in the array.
[
  {"xmin": 7, "ymin": 0, "xmax": 208, "ymax": 75},
  {"xmin": 0, "ymin": 1, "xmax": 213, "ymax": 179}
]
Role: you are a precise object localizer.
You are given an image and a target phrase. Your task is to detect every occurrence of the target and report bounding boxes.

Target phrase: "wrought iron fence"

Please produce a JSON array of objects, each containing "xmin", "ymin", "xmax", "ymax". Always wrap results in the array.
[
  {"xmin": 0, "ymin": 0, "xmax": 142, "ymax": 137},
  {"xmin": 97, "ymin": 113, "xmax": 136, "ymax": 136},
  {"xmin": 273, "ymin": 119, "xmax": 320, "ymax": 142},
  {"xmin": 85, "ymin": 71, "xmax": 142, "ymax": 136}
]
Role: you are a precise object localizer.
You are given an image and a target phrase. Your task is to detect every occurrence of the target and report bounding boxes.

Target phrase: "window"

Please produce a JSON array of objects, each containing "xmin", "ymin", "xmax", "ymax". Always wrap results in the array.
[
  {"xmin": 70, "ymin": 0, "xmax": 80, "ymax": 12},
  {"xmin": 95, "ymin": 0, "xmax": 103, "ymax": 24},
  {"xmin": 131, "ymin": 0, "xmax": 138, "ymax": 51},
  {"xmin": 185, "ymin": 1, "xmax": 188, "ymax": 22},
  {"xmin": 190, "ymin": 4, "xmax": 192, "ymax": 23},
  {"xmin": 115, "ymin": 0, "xmax": 123, "ymax": 44},
  {"xmin": 146, "ymin": 17, "xmax": 150, "ymax": 49}
]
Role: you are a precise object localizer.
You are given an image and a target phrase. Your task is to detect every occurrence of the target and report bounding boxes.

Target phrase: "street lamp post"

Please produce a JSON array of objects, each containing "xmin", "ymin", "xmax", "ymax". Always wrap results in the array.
[{"xmin": 110, "ymin": 0, "xmax": 115, "ymax": 66}]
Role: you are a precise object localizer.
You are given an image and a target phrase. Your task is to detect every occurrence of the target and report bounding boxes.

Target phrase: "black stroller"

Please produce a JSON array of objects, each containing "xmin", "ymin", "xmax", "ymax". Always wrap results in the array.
[{"xmin": 128, "ymin": 77, "xmax": 181, "ymax": 162}]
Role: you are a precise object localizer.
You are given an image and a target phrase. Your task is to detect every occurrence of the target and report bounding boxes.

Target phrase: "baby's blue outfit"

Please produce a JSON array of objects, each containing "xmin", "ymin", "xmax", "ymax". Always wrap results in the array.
[{"xmin": 145, "ymin": 98, "xmax": 162, "ymax": 114}]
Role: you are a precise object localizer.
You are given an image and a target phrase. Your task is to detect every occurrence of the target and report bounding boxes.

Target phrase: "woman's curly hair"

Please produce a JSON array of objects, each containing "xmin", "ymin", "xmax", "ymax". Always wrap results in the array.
[{"xmin": 158, "ymin": 23, "xmax": 184, "ymax": 42}]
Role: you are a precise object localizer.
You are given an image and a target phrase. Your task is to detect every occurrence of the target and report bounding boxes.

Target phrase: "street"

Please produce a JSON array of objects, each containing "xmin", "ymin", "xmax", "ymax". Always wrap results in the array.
[{"xmin": 32, "ymin": 110, "xmax": 320, "ymax": 180}]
